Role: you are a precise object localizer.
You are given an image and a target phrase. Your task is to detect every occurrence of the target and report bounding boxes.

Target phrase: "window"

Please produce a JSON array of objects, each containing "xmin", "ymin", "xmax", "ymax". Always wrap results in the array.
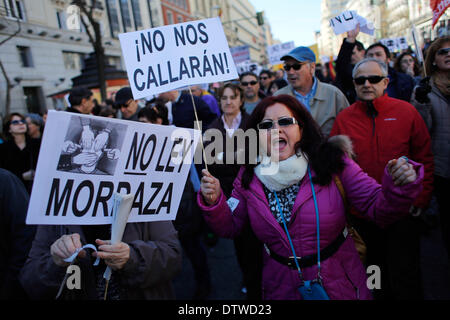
[
  {"xmin": 62, "ymin": 51, "xmax": 84, "ymax": 70},
  {"xmin": 107, "ymin": 56, "xmax": 122, "ymax": 69},
  {"xmin": 56, "ymin": 10, "xmax": 67, "ymax": 29},
  {"xmin": 131, "ymin": 0, "xmax": 142, "ymax": 29},
  {"xmin": 3, "ymin": 0, "xmax": 25, "ymax": 20},
  {"xmin": 17, "ymin": 46, "xmax": 33, "ymax": 67},
  {"xmin": 167, "ymin": 11, "xmax": 174, "ymax": 25},
  {"xmin": 105, "ymin": 0, "xmax": 120, "ymax": 38},
  {"xmin": 177, "ymin": 15, "xmax": 183, "ymax": 23},
  {"xmin": 119, "ymin": 0, "xmax": 132, "ymax": 32}
]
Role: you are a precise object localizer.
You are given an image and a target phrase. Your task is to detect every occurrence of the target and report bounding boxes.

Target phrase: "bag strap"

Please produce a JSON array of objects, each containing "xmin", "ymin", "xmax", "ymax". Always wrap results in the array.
[{"xmin": 333, "ymin": 175, "xmax": 348, "ymax": 210}]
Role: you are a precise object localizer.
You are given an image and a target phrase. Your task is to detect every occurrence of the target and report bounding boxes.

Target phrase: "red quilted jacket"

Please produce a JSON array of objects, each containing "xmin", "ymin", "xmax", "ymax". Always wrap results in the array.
[{"xmin": 330, "ymin": 94, "xmax": 434, "ymax": 209}]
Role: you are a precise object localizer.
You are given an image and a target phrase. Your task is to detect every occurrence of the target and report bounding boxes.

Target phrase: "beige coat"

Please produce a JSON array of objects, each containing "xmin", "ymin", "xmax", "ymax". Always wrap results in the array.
[{"xmin": 274, "ymin": 80, "xmax": 349, "ymax": 136}]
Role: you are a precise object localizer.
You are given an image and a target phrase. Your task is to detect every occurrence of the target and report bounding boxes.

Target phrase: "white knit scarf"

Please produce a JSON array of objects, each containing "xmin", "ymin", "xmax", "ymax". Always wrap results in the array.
[{"xmin": 254, "ymin": 152, "xmax": 309, "ymax": 192}]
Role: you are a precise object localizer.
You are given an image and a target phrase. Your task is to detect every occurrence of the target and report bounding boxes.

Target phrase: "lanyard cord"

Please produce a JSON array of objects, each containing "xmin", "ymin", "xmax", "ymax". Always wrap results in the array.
[
  {"xmin": 273, "ymin": 191, "xmax": 303, "ymax": 279},
  {"xmin": 307, "ymin": 167, "xmax": 322, "ymax": 275},
  {"xmin": 273, "ymin": 165, "xmax": 322, "ymax": 280}
]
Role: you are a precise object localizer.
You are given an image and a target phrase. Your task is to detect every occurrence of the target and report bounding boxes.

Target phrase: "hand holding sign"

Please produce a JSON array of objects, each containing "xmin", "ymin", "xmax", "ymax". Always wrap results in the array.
[
  {"xmin": 200, "ymin": 169, "xmax": 221, "ymax": 205},
  {"xmin": 346, "ymin": 23, "xmax": 360, "ymax": 43},
  {"xmin": 95, "ymin": 239, "xmax": 130, "ymax": 270}
]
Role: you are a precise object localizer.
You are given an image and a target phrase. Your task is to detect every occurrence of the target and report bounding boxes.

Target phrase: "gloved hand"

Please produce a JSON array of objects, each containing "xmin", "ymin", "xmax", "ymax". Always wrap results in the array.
[
  {"xmin": 62, "ymin": 141, "xmax": 80, "ymax": 154},
  {"xmin": 415, "ymin": 77, "xmax": 432, "ymax": 103},
  {"xmin": 80, "ymin": 125, "xmax": 95, "ymax": 150},
  {"xmin": 94, "ymin": 130, "xmax": 110, "ymax": 152}
]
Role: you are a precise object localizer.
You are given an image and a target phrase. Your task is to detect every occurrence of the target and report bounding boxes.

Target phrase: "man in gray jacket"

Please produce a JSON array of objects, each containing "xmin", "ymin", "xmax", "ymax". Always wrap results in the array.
[{"xmin": 274, "ymin": 46, "xmax": 349, "ymax": 136}]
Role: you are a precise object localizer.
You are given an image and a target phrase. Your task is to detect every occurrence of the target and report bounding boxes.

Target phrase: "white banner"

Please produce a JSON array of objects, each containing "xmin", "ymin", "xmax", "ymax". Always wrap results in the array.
[
  {"xmin": 329, "ymin": 10, "xmax": 374, "ymax": 36},
  {"xmin": 266, "ymin": 41, "xmax": 295, "ymax": 66},
  {"xmin": 26, "ymin": 111, "xmax": 200, "ymax": 225},
  {"xmin": 119, "ymin": 17, "xmax": 238, "ymax": 99},
  {"xmin": 230, "ymin": 45, "xmax": 251, "ymax": 65},
  {"xmin": 380, "ymin": 37, "xmax": 409, "ymax": 52}
]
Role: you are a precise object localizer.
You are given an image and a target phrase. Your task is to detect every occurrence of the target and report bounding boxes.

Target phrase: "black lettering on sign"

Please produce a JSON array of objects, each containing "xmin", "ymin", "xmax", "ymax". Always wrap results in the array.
[
  {"xmin": 125, "ymin": 132, "xmax": 157, "ymax": 172},
  {"xmin": 142, "ymin": 182, "xmax": 163, "ymax": 215},
  {"xmin": 72, "ymin": 180, "xmax": 94, "ymax": 217},
  {"xmin": 343, "ymin": 11, "xmax": 354, "ymax": 21},
  {"xmin": 155, "ymin": 137, "xmax": 168, "ymax": 172},
  {"xmin": 198, "ymin": 23, "xmax": 208, "ymax": 43},
  {"xmin": 157, "ymin": 182, "xmax": 173, "ymax": 214},
  {"xmin": 92, "ymin": 181, "xmax": 114, "ymax": 217},
  {"xmin": 132, "ymin": 182, "xmax": 145, "ymax": 214},
  {"xmin": 46, "ymin": 178, "xmax": 74, "ymax": 216}
]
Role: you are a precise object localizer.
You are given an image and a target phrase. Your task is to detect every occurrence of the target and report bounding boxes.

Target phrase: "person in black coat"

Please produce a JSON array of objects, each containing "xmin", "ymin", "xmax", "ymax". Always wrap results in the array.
[
  {"xmin": 0, "ymin": 113, "xmax": 40, "ymax": 194},
  {"xmin": 158, "ymin": 90, "xmax": 217, "ymax": 130},
  {"xmin": 333, "ymin": 25, "xmax": 366, "ymax": 104},
  {"xmin": 205, "ymin": 83, "xmax": 262, "ymax": 300},
  {"xmin": 0, "ymin": 168, "xmax": 36, "ymax": 299},
  {"xmin": 366, "ymin": 43, "xmax": 415, "ymax": 102}
]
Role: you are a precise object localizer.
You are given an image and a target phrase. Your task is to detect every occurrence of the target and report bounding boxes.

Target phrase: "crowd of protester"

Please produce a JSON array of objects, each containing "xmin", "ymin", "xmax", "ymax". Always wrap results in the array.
[{"xmin": 1, "ymin": 30, "xmax": 449, "ymax": 301}]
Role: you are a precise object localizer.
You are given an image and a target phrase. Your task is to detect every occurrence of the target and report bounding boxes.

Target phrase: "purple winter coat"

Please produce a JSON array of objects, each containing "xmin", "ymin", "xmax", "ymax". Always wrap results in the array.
[{"xmin": 198, "ymin": 157, "xmax": 424, "ymax": 300}]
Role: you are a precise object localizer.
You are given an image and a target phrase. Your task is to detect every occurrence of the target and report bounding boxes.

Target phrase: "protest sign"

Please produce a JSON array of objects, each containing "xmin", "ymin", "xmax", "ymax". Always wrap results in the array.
[
  {"xmin": 411, "ymin": 25, "xmax": 425, "ymax": 65},
  {"xmin": 266, "ymin": 41, "xmax": 295, "ymax": 65},
  {"xmin": 380, "ymin": 37, "xmax": 409, "ymax": 52},
  {"xmin": 329, "ymin": 10, "xmax": 374, "ymax": 36},
  {"xmin": 119, "ymin": 17, "xmax": 238, "ymax": 99},
  {"xmin": 396, "ymin": 37, "xmax": 409, "ymax": 50},
  {"xmin": 230, "ymin": 45, "xmax": 251, "ymax": 65},
  {"xmin": 26, "ymin": 110, "xmax": 200, "ymax": 225},
  {"xmin": 236, "ymin": 60, "xmax": 262, "ymax": 75},
  {"xmin": 380, "ymin": 38, "xmax": 398, "ymax": 52}
]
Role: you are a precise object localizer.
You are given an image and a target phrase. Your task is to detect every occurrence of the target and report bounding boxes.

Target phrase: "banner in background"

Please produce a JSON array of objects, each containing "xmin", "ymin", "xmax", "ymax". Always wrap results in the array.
[
  {"xmin": 431, "ymin": 0, "xmax": 450, "ymax": 29},
  {"xmin": 266, "ymin": 41, "xmax": 295, "ymax": 65},
  {"xmin": 230, "ymin": 45, "xmax": 251, "ymax": 65}
]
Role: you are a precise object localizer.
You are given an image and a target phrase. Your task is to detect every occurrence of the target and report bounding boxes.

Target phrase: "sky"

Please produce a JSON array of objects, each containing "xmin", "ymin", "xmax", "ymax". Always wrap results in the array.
[{"xmin": 249, "ymin": 0, "xmax": 322, "ymax": 47}]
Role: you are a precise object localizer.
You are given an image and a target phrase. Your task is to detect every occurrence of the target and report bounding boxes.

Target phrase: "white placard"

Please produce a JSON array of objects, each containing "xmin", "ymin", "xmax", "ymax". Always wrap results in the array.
[
  {"xmin": 230, "ymin": 45, "xmax": 250, "ymax": 65},
  {"xmin": 329, "ymin": 10, "xmax": 374, "ymax": 36},
  {"xmin": 266, "ymin": 41, "xmax": 296, "ymax": 66},
  {"xmin": 26, "ymin": 110, "xmax": 200, "ymax": 225},
  {"xmin": 380, "ymin": 37, "xmax": 408, "ymax": 52},
  {"xmin": 119, "ymin": 17, "xmax": 238, "ymax": 99}
]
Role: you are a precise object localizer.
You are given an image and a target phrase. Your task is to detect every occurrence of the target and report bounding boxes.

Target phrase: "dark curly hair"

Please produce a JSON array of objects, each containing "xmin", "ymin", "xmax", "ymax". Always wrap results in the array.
[{"xmin": 241, "ymin": 94, "xmax": 345, "ymax": 189}]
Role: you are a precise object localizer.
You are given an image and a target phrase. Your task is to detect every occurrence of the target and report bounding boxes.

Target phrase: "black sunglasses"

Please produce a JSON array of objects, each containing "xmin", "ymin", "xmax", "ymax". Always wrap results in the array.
[
  {"xmin": 437, "ymin": 47, "xmax": 450, "ymax": 55},
  {"xmin": 283, "ymin": 63, "xmax": 305, "ymax": 71},
  {"xmin": 11, "ymin": 119, "xmax": 26, "ymax": 125},
  {"xmin": 257, "ymin": 117, "xmax": 299, "ymax": 130},
  {"xmin": 353, "ymin": 75, "xmax": 385, "ymax": 85},
  {"xmin": 260, "ymin": 76, "xmax": 269, "ymax": 80},
  {"xmin": 241, "ymin": 81, "xmax": 258, "ymax": 86}
]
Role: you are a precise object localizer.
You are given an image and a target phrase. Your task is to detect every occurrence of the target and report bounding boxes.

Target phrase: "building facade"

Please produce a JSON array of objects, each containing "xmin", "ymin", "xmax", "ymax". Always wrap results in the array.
[{"xmin": 0, "ymin": 0, "xmax": 167, "ymax": 117}]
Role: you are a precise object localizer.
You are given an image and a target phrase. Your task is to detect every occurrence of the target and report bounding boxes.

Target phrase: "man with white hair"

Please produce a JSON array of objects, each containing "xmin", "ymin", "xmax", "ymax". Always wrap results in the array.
[{"xmin": 330, "ymin": 58, "xmax": 434, "ymax": 300}]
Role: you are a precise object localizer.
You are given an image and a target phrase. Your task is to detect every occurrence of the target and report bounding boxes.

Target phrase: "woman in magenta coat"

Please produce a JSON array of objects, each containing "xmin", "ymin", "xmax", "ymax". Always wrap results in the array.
[{"xmin": 198, "ymin": 94, "xmax": 423, "ymax": 300}]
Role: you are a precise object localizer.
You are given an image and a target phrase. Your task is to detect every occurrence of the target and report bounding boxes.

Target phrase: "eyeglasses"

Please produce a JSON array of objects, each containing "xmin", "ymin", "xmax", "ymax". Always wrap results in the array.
[
  {"xmin": 283, "ymin": 63, "xmax": 305, "ymax": 71},
  {"xmin": 241, "ymin": 81, "xmax": 258, "ymax": 86},
  {"xmin": 11, "ymin": 119, "xmax": 26, "ymax": 125},
  {"xmin": 260, "ymin": 76, "xmax": 269, "ymax": 80},
  {"xmin": 437, "ymin": 47, "xmax": 450, "ymax": 55},
  {"xmin": 257, "ymin": 117, "xmax": 299, "ymax": 130},
  {"xmin": 353, "ymin": 75, "xmax": 385, "ymax": 85}
]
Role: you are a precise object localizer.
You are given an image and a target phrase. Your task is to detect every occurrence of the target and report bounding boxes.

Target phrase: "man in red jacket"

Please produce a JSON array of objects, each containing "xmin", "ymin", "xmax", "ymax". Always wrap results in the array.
[{"xmin": 330, "ymin": 58, "xmax": 434, "ymax": 300}]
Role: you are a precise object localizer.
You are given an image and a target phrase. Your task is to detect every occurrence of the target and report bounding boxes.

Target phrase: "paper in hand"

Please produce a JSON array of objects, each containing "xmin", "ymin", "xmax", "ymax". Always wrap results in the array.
[{"xmin": 103, "ymin": 192, "xmax": 134, "ymax": 281}]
